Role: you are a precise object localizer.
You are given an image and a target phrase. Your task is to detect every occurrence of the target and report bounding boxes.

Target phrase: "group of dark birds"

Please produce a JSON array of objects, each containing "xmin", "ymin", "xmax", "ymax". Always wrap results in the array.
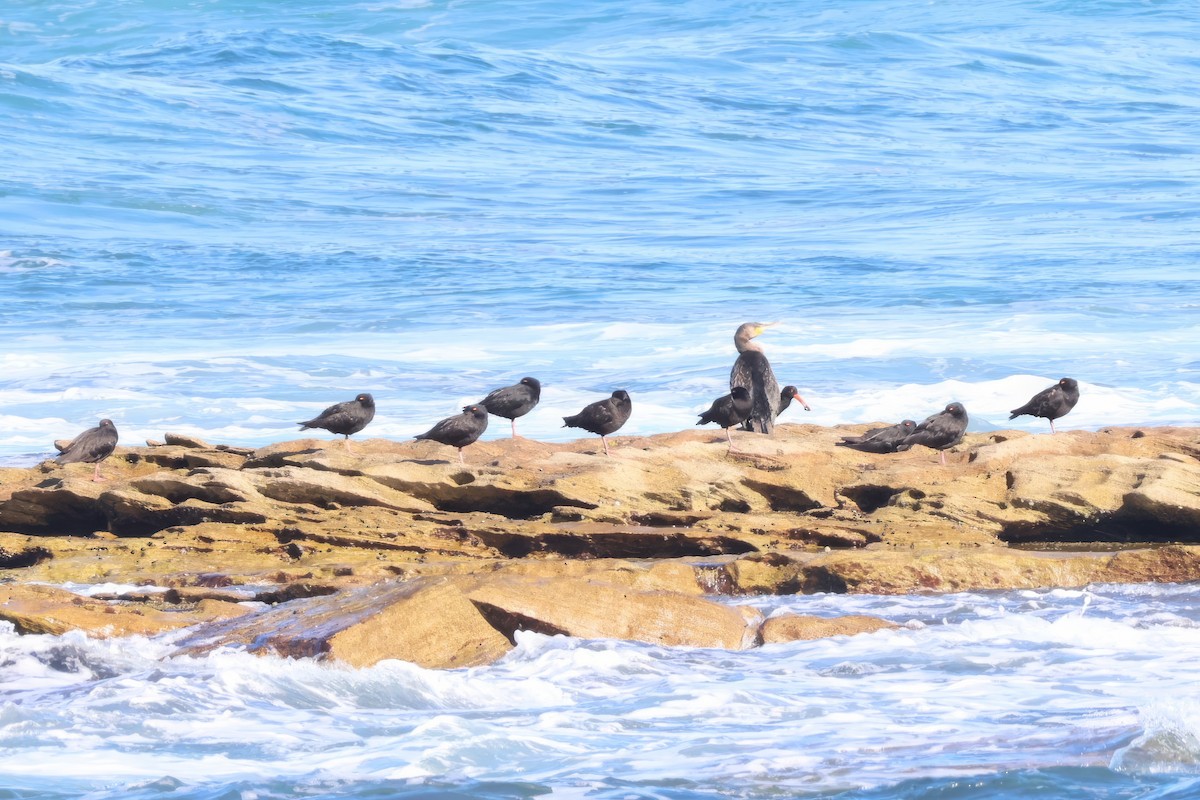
[{"xmin": 50, "ymin": 323, "xmax": 1081, "ymax": 479}]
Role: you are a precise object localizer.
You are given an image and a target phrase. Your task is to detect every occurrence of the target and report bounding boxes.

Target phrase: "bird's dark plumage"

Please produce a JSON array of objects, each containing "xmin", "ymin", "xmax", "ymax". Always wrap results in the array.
[
  {"xmin": 730, "ymin": 322, "xmax": 781, "ymax": 434},
  {"xmin": 298, "ymin": 393, "xmax": 375, "ymax": 446},
  {"xmin": 896, "ymin": 403, "xmax": 969, "ymax": 464},
  {"xmin": 777, "ymin": 385, "xmax": 811, "ymax": 415},
  {"xmin": 55, "ymin": 419, "xmax": 119, "ymax": 481},
  {"xmin": 1009, "ymin": 378, "xmax": 1079, "ymax": 434},
  {"xmin": 415, "ymin": 404, "xmax": 489, "ymax": 464},
  {"xmin": 837, "ymin": 419, "xmax": 917, "ymax": 454},
  {"xmin": 697, "ymin": 386, "xmax": 752, "ymax": 450},
  {"xmin": 563, "ymin": 390, "xmax": 632, "ymax": 456},
  {"xmin": 479, "ymin": 377, "xmax": 541, "ymax": 437},
  {"xmin": 698, "ymin": 386, "xmax": 752, "ymax": 429}
]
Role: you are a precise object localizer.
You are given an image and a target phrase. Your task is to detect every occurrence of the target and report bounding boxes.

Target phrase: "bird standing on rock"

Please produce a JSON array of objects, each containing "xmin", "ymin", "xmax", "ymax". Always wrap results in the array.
[
  {"xmin": 731, "ymin": 323, "xmax": 810, "ymax": 434},
  {"xmin": 298, "ymin": 393, "xmax": 375, "ymax": 453},
  {"xmin": 478, "ymin": 377, "xmax": 541, "ymax": 438},
  {"xmin": 697, "ymin": 386, "xmax": 752, "ymax": 451},
  {"xmin": 55, "ymin": 419, "xmax": 119, "ymax": 482},
  {"xmin": 1009, "ymin": 377, "xmax": 1079, "ymax": 434},
  {"xmin": 837, "ymin": 419, "xmax": 917, "ymax": 454},
  {"xmin": 896, "ymin": 403, "xmax": 969, "ymax": 465},
  {"xmin": 563, "ymin": 390, "xmax": 632, "ymax": 457},
  {"xmin": 415, "ymin": 404, "xmax": 489, "ymax": 465}
]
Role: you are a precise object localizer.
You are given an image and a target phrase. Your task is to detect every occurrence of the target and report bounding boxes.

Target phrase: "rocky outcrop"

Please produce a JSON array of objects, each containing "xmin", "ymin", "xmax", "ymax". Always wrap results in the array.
[
  {"xmin": 759, "ymin": 614, "xmax": 900, "ymax": 644},
  {"xmin": 173, "ymin": 572, "xmax": 771, "ymax": 668},
  {"xmin": 1, "ymin": 424, "xmax": 1199, "ymax": 667},
  {"xmin": 0, "ymin": 583, "xmax": 251, "ymax": 637}
]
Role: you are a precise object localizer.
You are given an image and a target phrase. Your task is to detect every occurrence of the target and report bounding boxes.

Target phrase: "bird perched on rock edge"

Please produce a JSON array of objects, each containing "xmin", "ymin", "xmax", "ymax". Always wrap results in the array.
[
  {"xmin": 55, "ymin": 418, "xmax": 119, "ymax": 482},
  {"xmin": 562, "ymin": 390, "xmax": 632, "ymax": 457},
  {"xmin": 896, "ymin": 403, "xmax": 969, "ymax": 465},
  {"xmin": 298, "ymin": 393, "xmax": 376, "ymax": 453},
  {"xmin": 1009, "ymin": 377, "xmax": 1079, "ymax": 434},
  {"xmin": 415, "ymin": 404, "xmax": 489, "ymax": 465},
  {"xmin": 478, "ymin": 377, "xmax": 541, "ymax": 438},
  {"xmin": 697, "ymin": 386, "xmax": 752, "ymax": 451}
]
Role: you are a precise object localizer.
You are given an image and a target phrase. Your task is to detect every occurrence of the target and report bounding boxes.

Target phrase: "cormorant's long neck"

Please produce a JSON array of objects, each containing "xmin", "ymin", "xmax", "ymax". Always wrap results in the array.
[{"xmin": 734, "ymin": 334, "xmax": 763, "ymax": 354}]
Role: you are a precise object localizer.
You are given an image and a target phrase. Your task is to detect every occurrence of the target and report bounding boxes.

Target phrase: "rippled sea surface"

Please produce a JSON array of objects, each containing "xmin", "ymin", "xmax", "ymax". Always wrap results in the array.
[
  {"xmin": 2, "ymin": 0, "xmax": 1198, "ymax": 461},
  {"xmin": 5, "ymin": 584, "xmax": 1200, "ymax": 799},
  {"xmin": 4, "ymin": 1, "xmax": 1200, "ymax": 796}
]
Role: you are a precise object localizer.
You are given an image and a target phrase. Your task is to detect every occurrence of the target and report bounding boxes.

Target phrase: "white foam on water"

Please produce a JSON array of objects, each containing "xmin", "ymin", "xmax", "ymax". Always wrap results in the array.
[{"xmin": 2, "ymin": 585, "xmax": 1199, "ymax": 795}]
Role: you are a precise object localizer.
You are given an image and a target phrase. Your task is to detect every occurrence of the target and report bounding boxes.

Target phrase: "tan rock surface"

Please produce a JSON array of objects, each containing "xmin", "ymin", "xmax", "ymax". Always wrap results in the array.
[
  {"xmin": 466, "ymin": 575, "xmax": 762, "ymax": 650},
  {"xmin": 759, "ymin": 613, "xmax": 899, "ymax": 644},
  {"xmin": 175, "ymin": 577, "xmax": 513, "ymax": 669},
  {"xmin": 1, "ymin": 424, "xmax": 1199, "ymax": 666},
  {"xmin": 0, "ymin": 583, "xmax": 253, "ymax": 637}
]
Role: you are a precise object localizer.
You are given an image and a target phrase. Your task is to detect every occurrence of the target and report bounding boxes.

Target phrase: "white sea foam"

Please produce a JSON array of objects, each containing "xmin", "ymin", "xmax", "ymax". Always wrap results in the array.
[{"xmin": 2, "ymin": 585, "xmax": 1199, "ymax": 795}]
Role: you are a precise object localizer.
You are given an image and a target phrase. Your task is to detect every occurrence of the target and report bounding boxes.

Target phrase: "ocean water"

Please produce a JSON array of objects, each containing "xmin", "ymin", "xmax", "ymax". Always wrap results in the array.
[
  {"xmin": 4, "ymin": 1, "xmax": 1200, "ymax": 797},
  {"xmin": 4, "ymin": 583, "xmax": 1200, "ymax": 799},
  {"xmin": 1, "ymin": 0, "xmax": 1198, "ymax": 463}
]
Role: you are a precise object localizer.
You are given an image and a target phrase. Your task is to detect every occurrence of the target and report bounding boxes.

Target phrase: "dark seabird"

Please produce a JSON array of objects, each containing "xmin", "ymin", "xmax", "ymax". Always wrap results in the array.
[
  {"xmin": 777, "ymin": 385, "xmax": 811, "ymax": 416},
  {"xmin": 478, "ymin": 377, "xmax": 541, "ymax": 438},
  {"xmin": 55, "ymin": 418, "xmax": 119, "ymax": 482},
  {"xmin": 298, "ymin": 393, "xmax": 375, "ymax": 453},
  {"xmin": 562, "ymin": 390, "xmax": 632, "ymax": 457},
  {"xmin": 1009, "ymin": 377, "xmax": 1080, "ymax": 434},
  {"xmin": 415, "ymin": 404, "xmax": 489, "ymax": 464},
  {"xmin": 697, "ymin": 386, "xmax": 752, "ymax": 451},
  {"xmin": 730, "ymin": 323, "xmax": 809, "ymax": 434},
  {"xmin": 896, "ymin": 402, "xmax": 969, "ymax": 465},
  {"xmin": 837, "ymin": 419, "xmax": 918, "ymax": 454}
]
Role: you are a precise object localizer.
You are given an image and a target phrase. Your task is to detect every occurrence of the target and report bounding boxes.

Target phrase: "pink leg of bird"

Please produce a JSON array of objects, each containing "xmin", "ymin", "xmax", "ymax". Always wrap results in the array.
[
  {"xmin": 344, "ymin": 436, "xmax": 356, "ymax": 455},
  {"xmin": 1050, "ymin": 420, "xmax": 1057, "ymax": 434},
  {"xmin": 511, "ymin": 419, "xmax": 519, "ymax": 438},
  {"xmin": 92, "ymin": 463, "xmax": 107, "ymax": 482},
  {"xmin": 939, "ymin": 450, "xmax": 947, "ymax": 466},
  {"xmin": 458, "ymin": 448, "xmax": 465, "ymax": 465},
  {"xmin": 601, "ymin": 436, "xmax": 610, "ymax": 457}
]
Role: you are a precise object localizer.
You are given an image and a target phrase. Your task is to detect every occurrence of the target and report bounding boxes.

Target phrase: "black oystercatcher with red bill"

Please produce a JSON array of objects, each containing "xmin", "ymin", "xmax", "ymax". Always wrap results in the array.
[
  {"xmin": 563, "ymin": 390, "xmax": 632, "ymax": 457},
  {"xmin": 837, "ymin": 419, "xmax": 917, "ymax": 454},
  {"xmin": 896, "ymin": 403, "xmax": 968, "ymax": 465},
  {"xmin": 697, "ymin": 386, "xmax": 752, "ymax": 451},
  {"xmin": 1009, "ymin": 377, "xmax": 1079, "ymax": 434},
  {"xmin": 778, "ymin": 385, "xmax": 811, "ymax": 415},
  {"xmin": 55, "ymin": 418, "xmax": 119, "ymax": 482},
  {"xmin": 298, "ymin": 393, "xmax": 375, "ymax": 453},
  {"xmin": 415, "ymin": 404, "xmax": 489, "ymax": 464},
  {"xmin": 478, "ymin": 377, "xmax": 541, "ymax": 438}
]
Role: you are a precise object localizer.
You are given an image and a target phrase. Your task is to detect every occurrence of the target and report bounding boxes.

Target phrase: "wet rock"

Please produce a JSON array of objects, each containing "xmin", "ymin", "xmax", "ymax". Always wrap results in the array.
[
  {"xmin": 163, "ymin": 433, "xmax": 212, "ymax": 449},
  {"xmin": 175, "ymin": 576, "xmax": 513, "ymax": 669},
  {"xmin": 0, "ymin": 584, "xmax": 251, "ymax": 637},
  {"xmin": 759, "ymin": 614, "xmax": 899, "ymax": 644},
  {"xmin": 466, "ymin": 576, "xmax": 762, "ymax": 650}
]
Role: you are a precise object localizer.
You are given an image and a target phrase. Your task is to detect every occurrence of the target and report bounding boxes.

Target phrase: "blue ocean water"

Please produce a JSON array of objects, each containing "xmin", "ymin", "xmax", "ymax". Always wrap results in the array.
[
  {"xmin": 4, "ymin": 1, "xmax": 1200, "ymax": 797},
  {"xmin": 5, "ymin": 583, "xmax": 1200, "ymax": 798},
  {"xmin": 1, "ymin": 0, "xmax": 1198, "ymax": 461}
]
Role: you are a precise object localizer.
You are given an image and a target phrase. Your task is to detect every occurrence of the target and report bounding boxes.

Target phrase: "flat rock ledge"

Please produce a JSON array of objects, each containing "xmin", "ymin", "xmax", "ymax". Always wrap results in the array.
[{"xmin": 1, "ymin": 424, "xmax": 1198, "ymax": 668}]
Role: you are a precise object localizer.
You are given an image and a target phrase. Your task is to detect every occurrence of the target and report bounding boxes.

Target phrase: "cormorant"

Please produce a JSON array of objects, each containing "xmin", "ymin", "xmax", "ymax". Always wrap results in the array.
[{"xmin": 730, "ymin": 323, "xmax": 808, "ymax": 434}]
